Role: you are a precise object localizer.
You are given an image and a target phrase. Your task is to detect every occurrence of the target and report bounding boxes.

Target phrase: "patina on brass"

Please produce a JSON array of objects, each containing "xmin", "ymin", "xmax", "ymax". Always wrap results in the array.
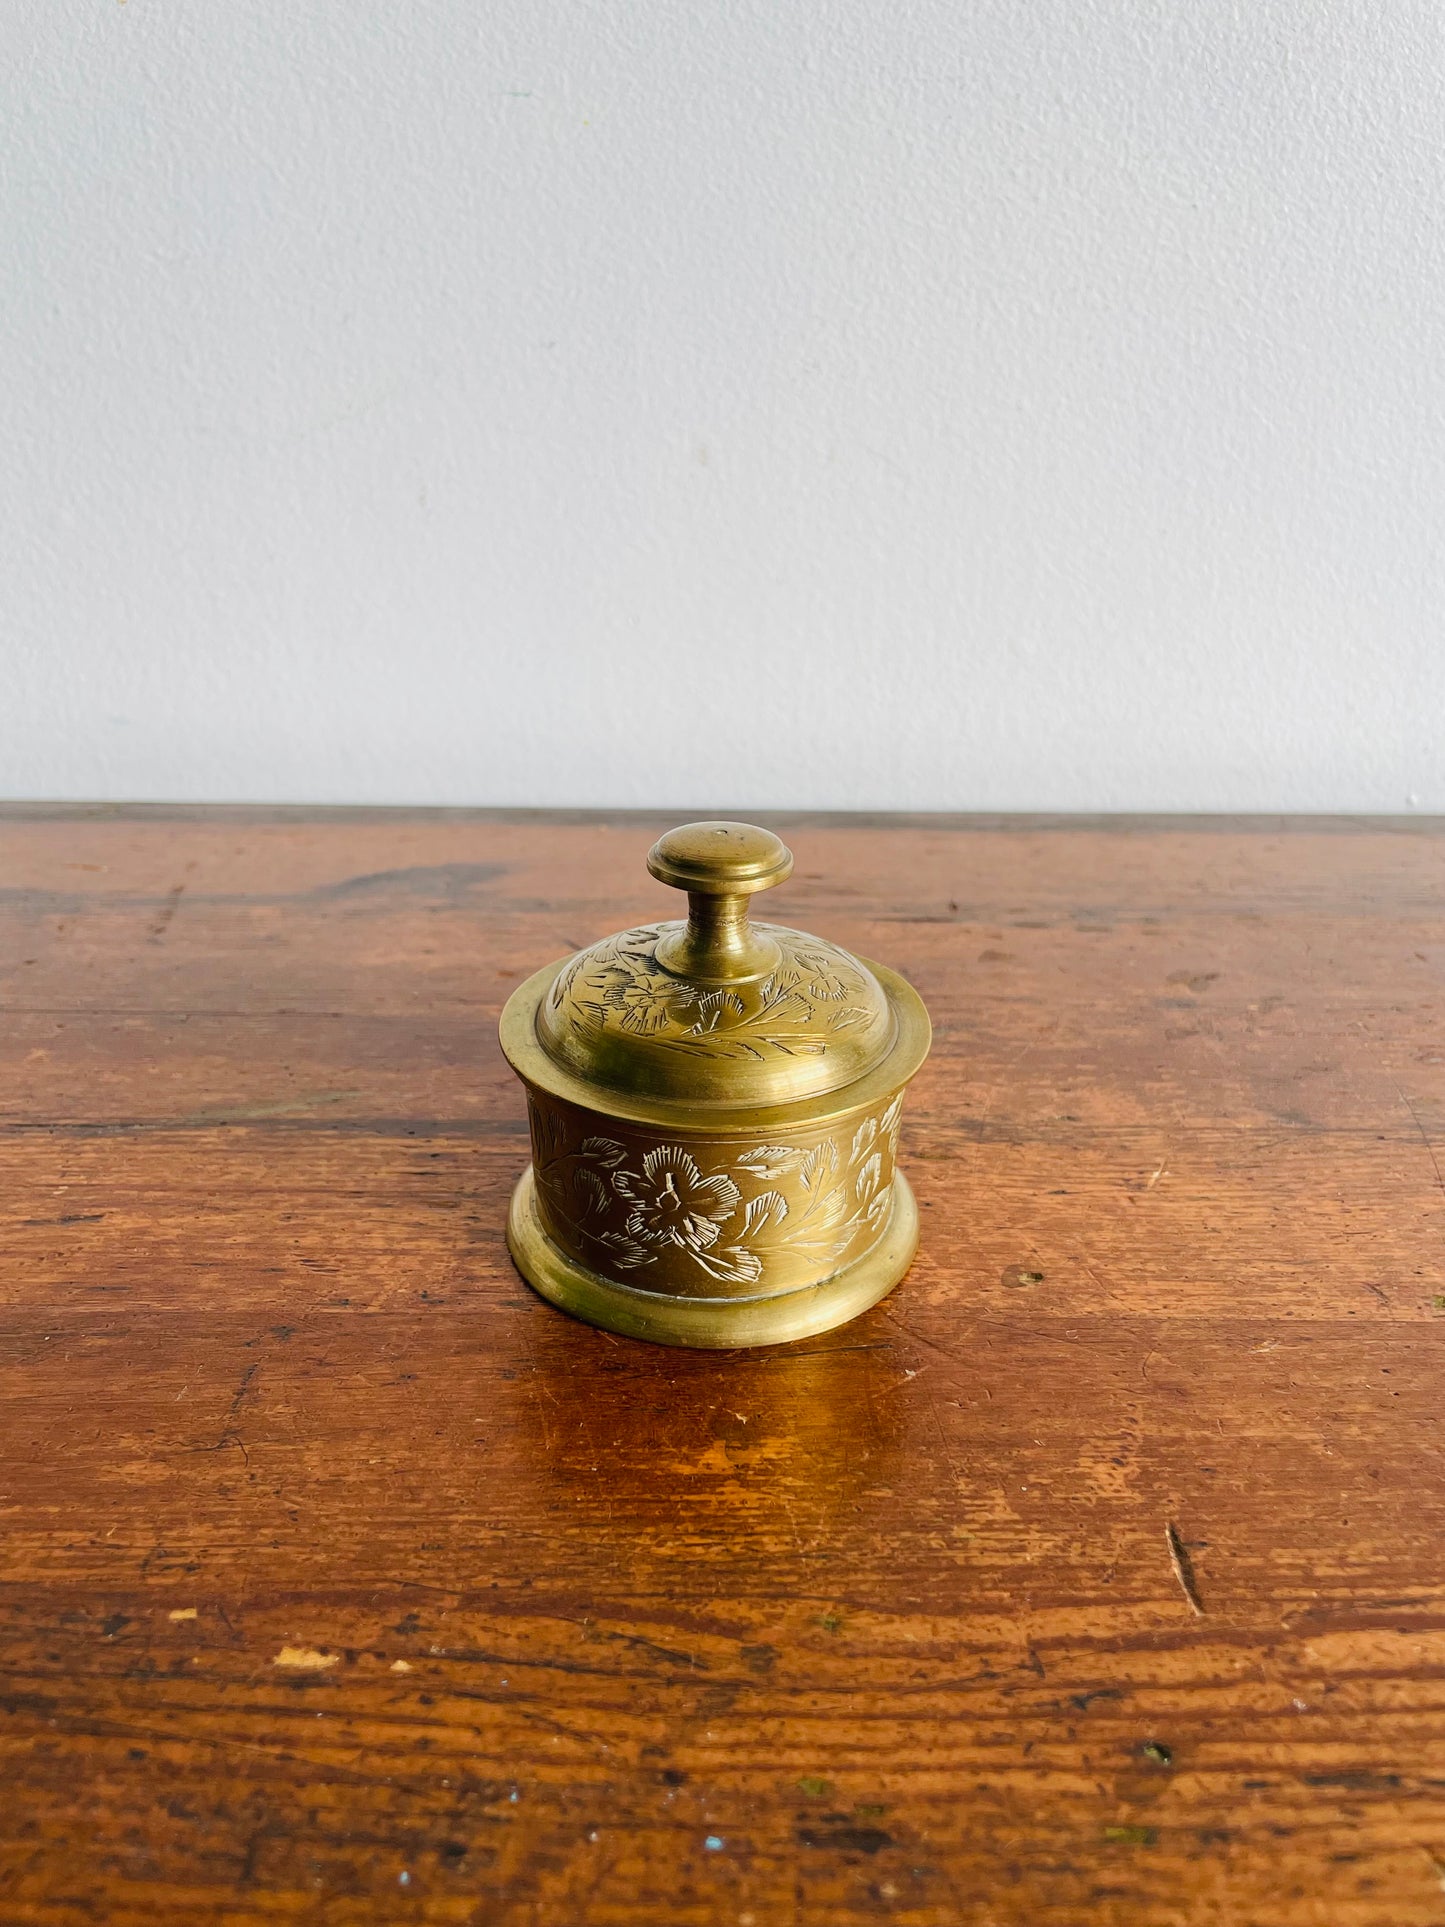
[{"xmin": 499, "ymin": 821, "xmax": 931, "ymax": 1347}]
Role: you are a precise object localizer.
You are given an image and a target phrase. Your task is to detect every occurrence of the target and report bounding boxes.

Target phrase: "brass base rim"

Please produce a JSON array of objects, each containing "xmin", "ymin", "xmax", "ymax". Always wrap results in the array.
[{"xmin": 506, "ymin": 1166, "xmax": 919, "ymax": 1350}]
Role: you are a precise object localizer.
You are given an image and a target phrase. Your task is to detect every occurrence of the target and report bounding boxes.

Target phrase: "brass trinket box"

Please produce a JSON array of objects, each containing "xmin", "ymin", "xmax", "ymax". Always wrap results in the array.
[{"xmin": 499, "ymin": 822, "xmax": 931, "ymax": 1347}]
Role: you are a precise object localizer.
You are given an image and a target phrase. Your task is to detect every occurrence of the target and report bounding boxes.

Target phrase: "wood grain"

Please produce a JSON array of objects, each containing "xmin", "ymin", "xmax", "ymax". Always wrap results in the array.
[{"xmin": 1, "ymin": 806, "xmax": 1443, "ymax": 1925}]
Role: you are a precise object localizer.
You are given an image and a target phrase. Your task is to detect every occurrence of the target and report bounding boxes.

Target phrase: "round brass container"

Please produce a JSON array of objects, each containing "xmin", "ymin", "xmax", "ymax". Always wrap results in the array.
[{"xmin": 498, "ymin": 822, "xmax": 931, "ymax": 1348}]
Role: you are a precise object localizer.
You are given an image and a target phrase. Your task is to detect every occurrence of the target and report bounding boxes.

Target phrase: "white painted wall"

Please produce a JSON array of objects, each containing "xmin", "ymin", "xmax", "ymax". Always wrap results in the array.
[{"xmin": 5, "ymin": 1, "xmax": 1444, "ymax": 811}]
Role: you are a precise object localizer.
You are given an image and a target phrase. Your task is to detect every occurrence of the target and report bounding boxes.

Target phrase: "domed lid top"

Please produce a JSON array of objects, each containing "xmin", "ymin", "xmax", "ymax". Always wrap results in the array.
[{"xmin": 526, "ymin": 822, "xmax": 898, "ymax": 1108}]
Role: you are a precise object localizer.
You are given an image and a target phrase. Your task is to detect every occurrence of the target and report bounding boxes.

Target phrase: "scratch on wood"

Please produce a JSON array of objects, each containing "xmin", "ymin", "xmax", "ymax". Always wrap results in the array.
[
  {"xmin": 1166, "ymin": 1522, "xmax": 1206, "ymax": 1616},
  {"xmin": 228, "ymin": 1362, "xmax": 259, "ymax": 1420},
  {"xmin": 148, "ymin": 883, "xmax": 186, "ymax": 942},
  {"xmin": 1399, "ymin": 1089, "xmax": 1445, "ymax": 1210}
]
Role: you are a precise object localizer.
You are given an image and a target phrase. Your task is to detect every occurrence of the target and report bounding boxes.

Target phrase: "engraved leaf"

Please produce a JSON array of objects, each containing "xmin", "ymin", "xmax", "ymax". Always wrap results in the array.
[
  {"xmin": 864, "ymin": 1189, "xmax": 891, "ymax": 1232},
  {"xmin": 614, "ymin": 924, "xmax": 664, "ymax": 953},
  {"xmin": 598, "ymin": 1231, "xmax": 657, "ymax": 1270},
  {"xmin": 855, "ymin": 1152, "xmax": 882, "ymax": 1201},
  {"xmin": 574, "ymin": 1168, "xmax": 613, "ymax": 1218},
  {"xmin": 742, "ymin": 1190, "xmax": 789, "ymax": 1238},
  {"xmin": 850, "ymin": 1117, "xmax": 879, "ymax": 1163},
  {"xmin": 692, "ymin": 1244, "xmax": 764, "ymax": 1285},
  {"xmin": 810, "ymin": 1184, "xmax": 852, "ymax": 1231},
  {"xmin": 879, "ymin": 1095, "xmax": 903, "ymax": 1137},
  {"xmin": 581, "ymin": 1136, "xmax": 627, "ymax": 1168},
  {"xmin": 617, "ymin": 1003, "xmax": 675, "ymax": 1036},
  {"xmin": 670, "ymin": 1036, "xmax": 765, "ymax": 1061},
  {"xmin": 735, "ymin": 1145, "xmax": 802, "ymax": 1179},
  {"xmin": 800, "ymin": 1142, "xmax": 838, "ymax": 1190},
  {"xmin": 687, "ymin": 990, "xmax": 747, "ymax": 1035}
]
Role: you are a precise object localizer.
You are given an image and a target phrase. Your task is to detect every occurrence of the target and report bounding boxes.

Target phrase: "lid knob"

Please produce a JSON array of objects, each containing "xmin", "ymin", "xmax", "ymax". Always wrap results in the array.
[{"xmin": 647, "ymin": 821, "xmax": 793, "ymax": 982}]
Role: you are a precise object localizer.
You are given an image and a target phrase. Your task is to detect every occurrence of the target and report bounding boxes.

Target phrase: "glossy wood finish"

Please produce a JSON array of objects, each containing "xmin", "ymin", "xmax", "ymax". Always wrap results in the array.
[{"xmin": 1, "ymin": 806, "xmax": 1443, "ymax": 1926}]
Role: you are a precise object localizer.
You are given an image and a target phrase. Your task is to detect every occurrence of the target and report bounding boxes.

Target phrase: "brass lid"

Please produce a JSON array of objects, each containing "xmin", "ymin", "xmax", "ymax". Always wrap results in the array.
[{"xmin": 515, "ymin": 822, "xmax": 907, "ymax": 1111}]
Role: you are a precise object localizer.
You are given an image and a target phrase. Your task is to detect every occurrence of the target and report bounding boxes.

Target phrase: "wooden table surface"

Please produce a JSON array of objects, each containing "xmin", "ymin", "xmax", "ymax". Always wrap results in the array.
[{"xmin": 2, "ymin": 806, "xmax": 1444, "ymax": 1926}]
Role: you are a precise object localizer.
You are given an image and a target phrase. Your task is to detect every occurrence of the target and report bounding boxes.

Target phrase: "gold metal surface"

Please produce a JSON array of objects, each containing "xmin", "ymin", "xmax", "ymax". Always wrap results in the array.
[
  {"xmin": 499, "ymin": 821, "xmax": 931, "ymax": 1348},
  {"xmin": 507, "ymin": 1164, "xmax": 919, "ymax": 1349},
  {"xmin": 647, "ymin": 821, "xmax": 792, "ymax": 981},
  {"xmin": 533, "ymin": 817, "xmax": 896, "ymax": 1108}
]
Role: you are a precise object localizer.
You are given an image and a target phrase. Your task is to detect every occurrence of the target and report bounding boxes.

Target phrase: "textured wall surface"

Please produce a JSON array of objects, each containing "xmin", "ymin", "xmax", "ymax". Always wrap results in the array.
[{"xmin": 5, "ymin": 1, "xmax": 1443, "ymax": 810}]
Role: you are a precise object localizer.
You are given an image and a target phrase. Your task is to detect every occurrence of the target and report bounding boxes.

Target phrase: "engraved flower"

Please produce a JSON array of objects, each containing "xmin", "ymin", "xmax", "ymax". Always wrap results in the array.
[
  {"xmin": 599, "ymin": 965, "xmax": 691, "ymax": 1036},
  {"xmin": 612, "ymin": 1147, "xmax": 740, "ymax": 1251},
  {"xmin": 793, "ymin": 948, "xmax": 856, "ymax": 1001}
]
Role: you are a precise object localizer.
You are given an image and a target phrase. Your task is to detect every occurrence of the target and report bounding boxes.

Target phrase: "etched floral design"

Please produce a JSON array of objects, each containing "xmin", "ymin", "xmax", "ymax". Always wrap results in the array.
[
  {"xmin": 791, "ymin": 948, "xmax": 857, "ymax": 1002},
  {"xmin": 613, "ymin": 1147, "xmax": 740, "ymax": 1252},
  {"xmin": 546, "ymin": 924, "xmax": 878, "ymax": 1066},
  {"xmin": 600, "ymin": 970, "xmax": 693, "ymax": 1036},
  {"xmin": 531, "ymin": 1093, "xmax": 905, "ymax": 1293},
  {"xmin": 566, "ymin": 1138, "xmax": 761, "ymax": 1285}
]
